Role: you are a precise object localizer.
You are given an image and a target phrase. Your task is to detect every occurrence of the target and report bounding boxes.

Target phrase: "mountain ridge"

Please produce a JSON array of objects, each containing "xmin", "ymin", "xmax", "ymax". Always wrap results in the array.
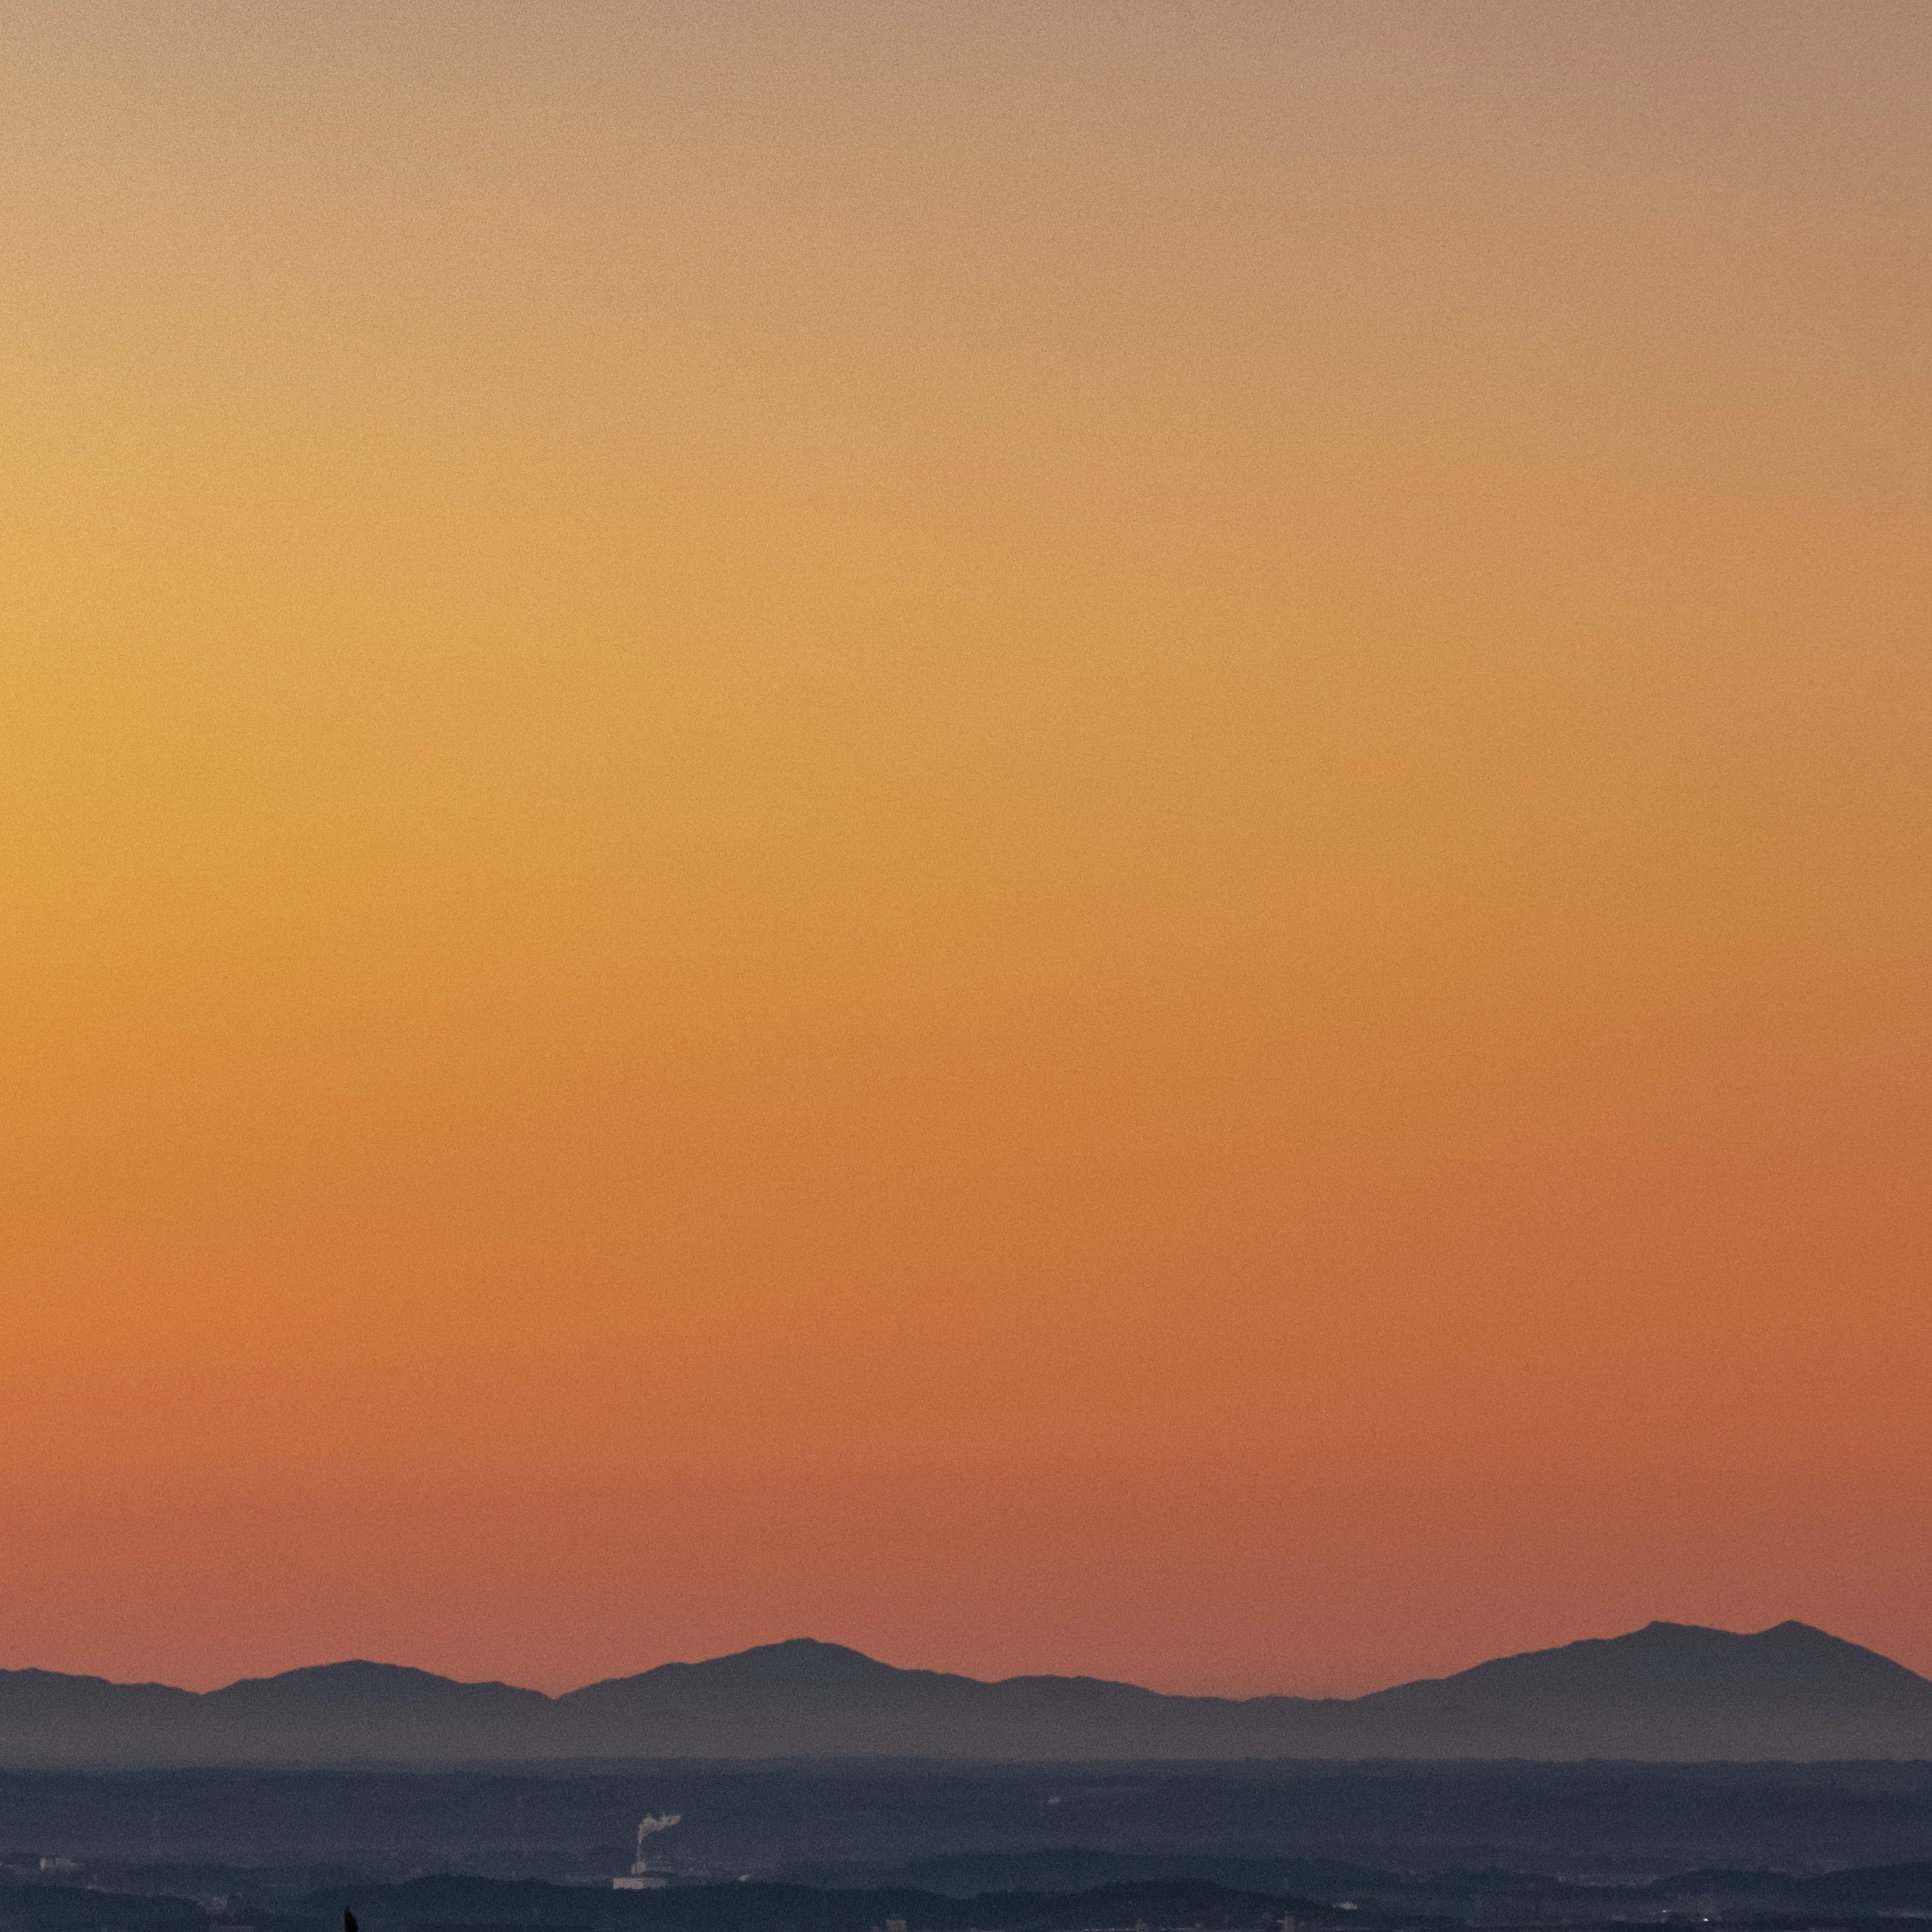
[{"xmin": 5, "ymin": 1622, "xmax": 1930, "ymax": 1766}]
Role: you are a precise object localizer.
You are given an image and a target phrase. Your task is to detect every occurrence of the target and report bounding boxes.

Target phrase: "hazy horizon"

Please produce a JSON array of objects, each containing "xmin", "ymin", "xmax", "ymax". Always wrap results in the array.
[{"xmin": 8, "ymin": 1618, "xmax": 1924, "ymax": 1705}]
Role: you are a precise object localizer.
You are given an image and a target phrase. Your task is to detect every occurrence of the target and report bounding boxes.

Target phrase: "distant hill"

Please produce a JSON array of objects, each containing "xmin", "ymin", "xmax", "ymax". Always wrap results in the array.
[
  {"xmin": 318, "ymin": 1874, "xmax": 1321, "ymax": 1932},
  {"xmin": 19, "ymin": 1858, "xmax": 1932, "ymax": 1932},
  {"xmin": 4, "ymin": 1622, "xmax": 1930, "ymax": 1766},
  {"xmin": 306, "ymin": 1863, "xmax": 1932, "ymax": 1932}
]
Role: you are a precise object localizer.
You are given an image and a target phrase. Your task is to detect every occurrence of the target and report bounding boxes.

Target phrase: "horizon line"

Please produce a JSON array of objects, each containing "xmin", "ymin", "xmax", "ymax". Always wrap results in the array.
[{"xmin": 2, "ymin": 1617, "xmax": 1866, "ymax": 1704}]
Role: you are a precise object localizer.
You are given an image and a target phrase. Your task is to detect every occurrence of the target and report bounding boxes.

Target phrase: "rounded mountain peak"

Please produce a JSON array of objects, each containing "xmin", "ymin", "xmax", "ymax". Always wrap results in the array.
[{"xmin": 690, "ymin": 1639, "xmax": 902, "ymax": 1687}]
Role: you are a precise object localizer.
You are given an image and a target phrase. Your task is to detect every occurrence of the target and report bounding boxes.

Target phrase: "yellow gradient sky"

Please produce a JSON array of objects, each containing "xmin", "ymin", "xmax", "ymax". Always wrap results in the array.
[{"xmin": 3, "ymin": 2, "xmax": 1928, "ymax": 1695}]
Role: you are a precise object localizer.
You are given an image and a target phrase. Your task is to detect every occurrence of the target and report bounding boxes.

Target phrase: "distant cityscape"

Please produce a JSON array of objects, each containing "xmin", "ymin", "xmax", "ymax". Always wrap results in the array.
[{"xmin": 4, "ymin": 1760, "xmax": 1932, "ymax": 1932}]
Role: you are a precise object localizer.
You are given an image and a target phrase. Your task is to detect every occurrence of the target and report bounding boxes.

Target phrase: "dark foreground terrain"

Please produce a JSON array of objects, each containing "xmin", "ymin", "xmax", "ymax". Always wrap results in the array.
[
  {"xmin": 11, "ymin": 1864, "xmax": 1932, "ymax": 1932},
  {"xmin": 4, "ymin": 1761, "xmax": 1932, "ymax": 1932}
]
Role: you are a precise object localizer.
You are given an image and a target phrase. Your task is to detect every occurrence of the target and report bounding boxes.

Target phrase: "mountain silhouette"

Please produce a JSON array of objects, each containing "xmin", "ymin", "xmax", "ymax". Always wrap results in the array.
[{"xmin": 4, "ymin": 1623, "xmax": 1928, "ymax": 1766}]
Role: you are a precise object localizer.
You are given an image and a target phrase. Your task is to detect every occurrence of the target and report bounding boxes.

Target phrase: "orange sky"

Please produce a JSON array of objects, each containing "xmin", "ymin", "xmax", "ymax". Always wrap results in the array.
[{"xmin": 2, "ymin": 2, "xmax": 1928, "ymax": 1699}]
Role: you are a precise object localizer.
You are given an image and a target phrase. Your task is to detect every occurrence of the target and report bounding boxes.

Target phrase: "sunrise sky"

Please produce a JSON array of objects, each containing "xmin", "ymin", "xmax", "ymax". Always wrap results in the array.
[{"xmin": 3, "ymin": 2, "xmax": 1928, "ymax": 1699}]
